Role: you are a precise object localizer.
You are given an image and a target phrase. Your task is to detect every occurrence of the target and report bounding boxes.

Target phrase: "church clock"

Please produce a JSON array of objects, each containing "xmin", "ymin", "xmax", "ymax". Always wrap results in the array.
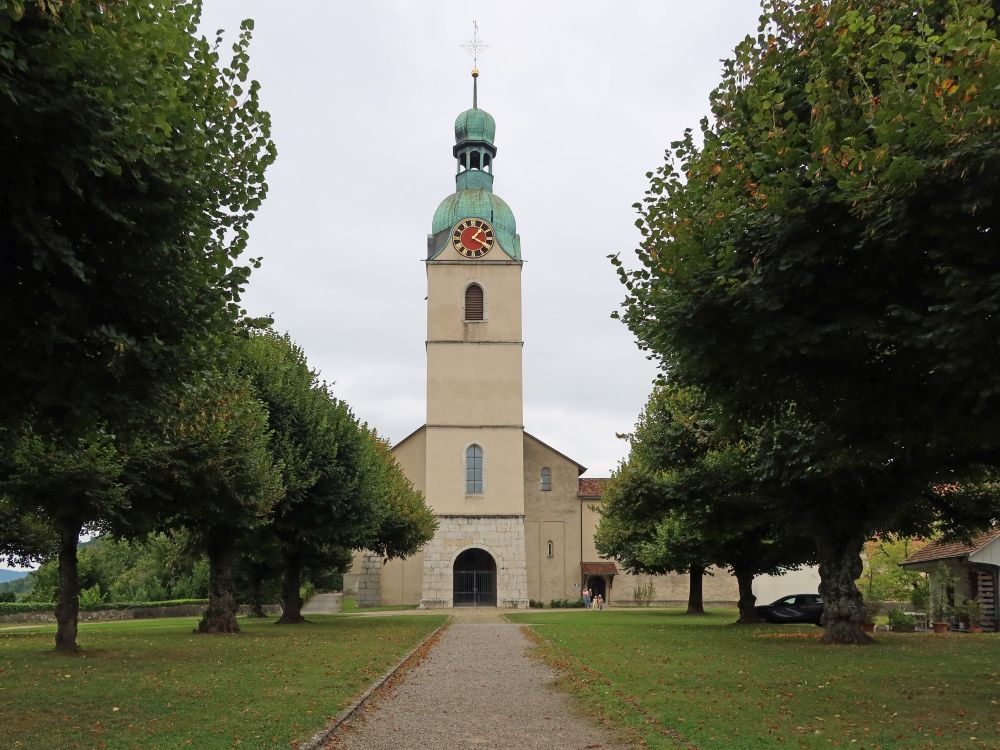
[{"xmin": 451, "ymin": 218, "xmax": 495, "ymax": 258}]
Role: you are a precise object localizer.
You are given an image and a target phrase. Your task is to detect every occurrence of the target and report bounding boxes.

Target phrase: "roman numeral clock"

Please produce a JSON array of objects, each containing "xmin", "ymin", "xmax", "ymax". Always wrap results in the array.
[{"xmin": 451, "ymin": 218, "xmax": 495, "ymax": 258}]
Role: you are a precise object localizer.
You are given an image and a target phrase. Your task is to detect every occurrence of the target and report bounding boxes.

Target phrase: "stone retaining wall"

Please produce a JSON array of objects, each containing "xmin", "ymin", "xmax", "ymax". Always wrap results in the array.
[{"xmin": 0, "ymin": 603, "xmax": 281, "ymax": 625}]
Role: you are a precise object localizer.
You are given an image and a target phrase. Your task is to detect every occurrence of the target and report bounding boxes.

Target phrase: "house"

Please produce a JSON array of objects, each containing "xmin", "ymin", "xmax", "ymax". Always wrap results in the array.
[{"xmin": 901, "ymin": 528, "xmax": 1000, "ymax": 632}]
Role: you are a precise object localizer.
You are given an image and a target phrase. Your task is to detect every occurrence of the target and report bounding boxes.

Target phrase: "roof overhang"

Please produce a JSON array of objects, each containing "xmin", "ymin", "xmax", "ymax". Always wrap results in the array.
[{"xmin": 581, "ymin": 562, "xmax": 619, "ymax": 576}]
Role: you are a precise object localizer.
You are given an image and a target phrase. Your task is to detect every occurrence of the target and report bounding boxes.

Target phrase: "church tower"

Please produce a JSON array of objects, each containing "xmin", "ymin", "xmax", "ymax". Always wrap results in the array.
[{"xmin": 417, "ymin": 67, "xmax": 529, "ymax": 607}]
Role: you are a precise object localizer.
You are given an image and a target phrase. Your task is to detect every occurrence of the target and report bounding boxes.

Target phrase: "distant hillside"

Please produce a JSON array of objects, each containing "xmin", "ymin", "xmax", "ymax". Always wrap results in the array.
[{"xmin": 0, "ymin": 568, "xmax": 29, "ymax": 583}]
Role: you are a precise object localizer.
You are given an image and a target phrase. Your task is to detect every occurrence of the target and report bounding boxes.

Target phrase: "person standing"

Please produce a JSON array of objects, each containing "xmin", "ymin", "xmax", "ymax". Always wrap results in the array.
[{"xmin": 582, "ymin": 587, "xmax": 591, "ymax": 609}]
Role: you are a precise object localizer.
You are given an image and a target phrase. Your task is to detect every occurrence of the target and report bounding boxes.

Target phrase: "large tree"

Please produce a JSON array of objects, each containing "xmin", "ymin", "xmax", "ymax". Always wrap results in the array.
[
  {"xmin": 613, "ymin": 0, "xmax": 1000, "ymax": 642},
  {"xmin": 0, "ymin": 1, "xmax": 274, "ymax": 651},
  {"xmin": 146, "ymin": 371, "xmax": 282, "ymax": 633},
  {"xmin": 237, "ymin": 332, "xmax": 436, "ymax": 624}
]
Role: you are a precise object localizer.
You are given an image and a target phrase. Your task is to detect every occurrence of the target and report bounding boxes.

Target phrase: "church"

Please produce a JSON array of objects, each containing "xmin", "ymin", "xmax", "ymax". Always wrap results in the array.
[{"xmin": 347, "ymin": 69, "xmax": 744, "ymax": 608}]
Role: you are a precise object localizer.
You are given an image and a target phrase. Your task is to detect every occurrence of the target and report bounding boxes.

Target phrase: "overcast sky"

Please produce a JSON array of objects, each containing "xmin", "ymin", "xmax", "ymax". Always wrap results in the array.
[{"xmin": 196, "ymin": 1, "xmax": 764, "ymax": 477}]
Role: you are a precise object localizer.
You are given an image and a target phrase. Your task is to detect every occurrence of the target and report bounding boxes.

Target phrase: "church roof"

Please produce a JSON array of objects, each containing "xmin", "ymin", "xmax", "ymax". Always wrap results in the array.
[
  {"xmin": 901, "ymin": 528, "xmax": 1000, "ymax": 566},
  {"xmin": 578, "ymin": 477, "xmax": 609, "ymax": 498}
]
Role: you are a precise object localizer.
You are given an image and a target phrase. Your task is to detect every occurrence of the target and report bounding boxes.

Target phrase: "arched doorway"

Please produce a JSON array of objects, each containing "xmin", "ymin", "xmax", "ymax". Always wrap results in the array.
[
  {"xmin": 453, "ymin": 548, "xmax": 497, "ymax": 607},
  {"xmin": 586, "ymin": 575, "xmax": 607, "ymax": 601}
]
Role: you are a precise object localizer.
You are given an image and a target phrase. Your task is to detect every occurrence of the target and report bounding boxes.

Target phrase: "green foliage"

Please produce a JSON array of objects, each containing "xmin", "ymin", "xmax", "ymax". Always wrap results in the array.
[
  {"xmin": 956, "ymin": 598, "xmax": 982, "ymax": 627},
  {"xmin": 0, "ymin": 591, "xmax": 15, "ymax": 603},
  {"xmin": 0, "ymin": 0, "xmax": 274, "ymax": 648},
  {"xmin": 0, "ymin": 0, "xmax": 275, "ymax": 437},
  {"xmin": 78, "ymin": 584, "xmax": 106, "ymax": 608},
  {"xmin": 857, "ymin": 536, "xmax": 928, "ymax": 601},
  {"xmin": 910, "ymin": 577, "xmax": 930, "ymax": 611},
  {"xmin": 611, "ymin": 0, "xmax": 1000, "ymax": 641},
  {"xmin": 596, "ymin": 384, "xmax": 813, "ymax": 582},
  {"xmin": 21, "ymin": 533, "xmax": 210, "ymax": 603},
  {"xmin": 888, "ymin": 608, "xmax": 918, "ymax": 629},
  {"xmin": 929, "ymin": 562, "xmax": 958, "ymax": 622},
  {"xmin": 528, "ymin": 599, "xmax": 545, "ymax": 609},
  {"xmin": 549, "ymin": 598, "xmax": 585, "ymax": 609}
]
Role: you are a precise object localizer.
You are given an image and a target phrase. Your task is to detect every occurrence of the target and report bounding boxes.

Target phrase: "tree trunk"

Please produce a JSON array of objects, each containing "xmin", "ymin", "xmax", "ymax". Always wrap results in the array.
[
  {"xmin": 54, "ymin": 517, "xmax": 83, "ymax": 653},
  {"xmin": 248, "ymin": 568, "xmax": 266, "ymax": 618},
  {"xmin": 197, "ymin": 533, "xmax": 240, "ymax": 634},
  {"xmin": 276, "ymin": 551, "xmax": 305, "ymax": 624},
  {"xmin": 818, "ymin": 534, "xmax": 872, "ymax": 644},
  {"xmin": 686, "ymin": 565, "xmax": 705, "ymax": 614},
  {"xmin": 734, "ymin": 566, "xmax": 761, "ymax": 624}
]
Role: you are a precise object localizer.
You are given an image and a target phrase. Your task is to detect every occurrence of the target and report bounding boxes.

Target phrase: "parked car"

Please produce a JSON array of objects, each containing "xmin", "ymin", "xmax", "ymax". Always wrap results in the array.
[{"xmin": 754, "ymin": 594, "xmax": 824, "ymax": 625}]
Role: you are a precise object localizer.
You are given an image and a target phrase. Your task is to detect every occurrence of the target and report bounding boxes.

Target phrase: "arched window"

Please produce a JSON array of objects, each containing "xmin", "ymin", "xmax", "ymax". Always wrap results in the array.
[
  {"xmin": 459, "ymin": 152, "xmax": 467, "ymax": 172},
  {"xmin": 465, "ymin": 283, "xmax": 484, "ymax": 321},
  {"xmin": 470, "ymin": 151, "xmax": 481, "ymax": 170},
  {"xmin": 466, "ymin": 444, "xmax": 483, "ymax": 495},
  {"xmin": 540, "ymin": 467, "xmax": 551, "ymax": 491},
  {"xmin": 546, "ymin": 540, "xmax": 554, "ymax": 558}
]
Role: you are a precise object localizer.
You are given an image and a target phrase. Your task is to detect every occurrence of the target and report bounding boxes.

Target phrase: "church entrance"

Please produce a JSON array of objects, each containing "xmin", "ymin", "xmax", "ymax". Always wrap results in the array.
[
  {"xmin": 453, "ymin": 548, "xmax": 497, "ymax": 607},
  {"xmin": 586, "ymin": 575, "xmax": 607, "ymax": 601}
]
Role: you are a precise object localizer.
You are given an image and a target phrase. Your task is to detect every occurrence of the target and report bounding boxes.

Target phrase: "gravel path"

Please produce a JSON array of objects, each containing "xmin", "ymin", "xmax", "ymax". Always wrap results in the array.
[
  {"xmin": 303, "ymin": 593, "xmax": 342, "ymax": 614},
  {"xmin": 329, "ymin": 611, "xmax": 631, "ymax": 749}
]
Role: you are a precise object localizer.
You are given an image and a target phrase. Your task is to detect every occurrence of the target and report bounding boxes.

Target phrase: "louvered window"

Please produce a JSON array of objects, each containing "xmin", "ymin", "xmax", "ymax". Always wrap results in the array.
[
  {"xmin": 540, "ymin": 468, "xmax": 551, "ymax": 491},
  {"xmin": 465, "ymin": 284, "xmax": 484, "ymax": 321}
]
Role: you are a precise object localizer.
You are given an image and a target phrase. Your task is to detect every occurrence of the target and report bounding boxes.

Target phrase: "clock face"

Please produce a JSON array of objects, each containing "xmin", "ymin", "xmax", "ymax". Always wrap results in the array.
[{"xmin": 451, "ymin": 218, "xmax": 495, "ymax": 258}]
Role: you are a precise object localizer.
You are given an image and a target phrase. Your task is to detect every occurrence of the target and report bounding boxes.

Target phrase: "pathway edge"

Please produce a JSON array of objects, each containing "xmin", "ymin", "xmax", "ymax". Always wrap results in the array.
[{"xmin": 298, "ymin": 621, "xmax": 448, "ymax": 750}]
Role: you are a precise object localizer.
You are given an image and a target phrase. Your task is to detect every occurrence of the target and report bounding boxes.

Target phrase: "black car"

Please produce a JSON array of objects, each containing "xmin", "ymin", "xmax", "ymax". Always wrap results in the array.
[{"xmin": 754, "ymin": 594, "xmax": 824, "ymax": 625}]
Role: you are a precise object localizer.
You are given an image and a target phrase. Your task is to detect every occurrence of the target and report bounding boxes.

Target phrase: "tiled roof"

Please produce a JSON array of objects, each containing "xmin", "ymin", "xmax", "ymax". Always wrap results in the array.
[
  {"xmin": 902, "ymin": 528, "xmax": 1000, "ymax": 565},
  {"xmin": 578, "ymin": 478, "xmax": 608, "ymax": 498},
  {"xmin": 581, "ymin": 562, "xmax": 619, "ymax": 575}
]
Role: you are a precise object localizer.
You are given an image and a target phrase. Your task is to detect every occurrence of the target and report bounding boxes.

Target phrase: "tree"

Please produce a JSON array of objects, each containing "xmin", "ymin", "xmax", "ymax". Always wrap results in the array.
[
  {"xmin": 237, "ymin": 332, "xmax": 436, "ymax": 625},
  {"xmin": 595, "ymin": 465, "xmax": 711, "ymax": 615},
  {"xmin": 2, "ymin": 430, "xmax": 126, "ymax": 650},
  {"xmin": 858, "ymin": 536, "xmax": 928, "ymax": 602},
  {"xmin": 613, "ymin": 0, "xmax": 1000, "ymax": 643},
  {"xmin": 596, "ymin": 384, "xmax": 814, "ymax": 623},
  {"xmin": 0, "ymin": 1, "xmax": 275, "ymax": 651}
]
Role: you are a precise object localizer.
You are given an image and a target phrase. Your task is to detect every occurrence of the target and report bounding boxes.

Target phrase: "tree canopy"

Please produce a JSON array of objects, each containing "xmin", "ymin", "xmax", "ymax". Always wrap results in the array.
[
  {"xmin": 0, "ymin": 0, "xmax": 275, "ymax": 651},
  {"xmin": 613, "ymin": 0, "xmax": 1000, "ymax": 642}
]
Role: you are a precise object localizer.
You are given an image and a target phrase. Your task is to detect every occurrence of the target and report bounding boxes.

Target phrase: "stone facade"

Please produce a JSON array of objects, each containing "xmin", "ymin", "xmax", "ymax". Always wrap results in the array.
[
  {"xmin": 356, "ymin": 551, "xmax": 383, "ymax": 608},
  {"xmin": 419, "ymin": 515, "xmax": 529, "ymax": 608}
]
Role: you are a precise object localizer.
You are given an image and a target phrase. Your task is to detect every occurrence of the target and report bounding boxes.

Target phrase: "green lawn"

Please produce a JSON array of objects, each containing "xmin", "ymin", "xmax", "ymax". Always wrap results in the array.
[
  {"xmin": 509, "ymin": 608, "xmax": 999, "ymax": 750},
  {"xmin": 0, "ymin": 613, "xmax": 444, "ymax": 749}
]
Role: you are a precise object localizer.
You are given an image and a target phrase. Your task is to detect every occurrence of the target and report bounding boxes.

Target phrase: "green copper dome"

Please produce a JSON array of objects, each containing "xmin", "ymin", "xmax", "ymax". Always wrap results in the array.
[
  {"xmin": 430, "ymin": 189, "xmax": 520, "ymax": 260},
  {"xmin": 426, "ymin": 71, "xmax": 521, "ymax": 261},
  {"xmin": 454, "ymin": 108, "xmax": 496, "ymax": 144}
]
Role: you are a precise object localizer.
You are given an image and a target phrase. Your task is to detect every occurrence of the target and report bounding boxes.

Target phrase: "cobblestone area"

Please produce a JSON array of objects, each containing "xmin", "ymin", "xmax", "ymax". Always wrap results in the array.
[{"xmin": 328, "ymin": 611, "xmax": 630, "ymax": 749}]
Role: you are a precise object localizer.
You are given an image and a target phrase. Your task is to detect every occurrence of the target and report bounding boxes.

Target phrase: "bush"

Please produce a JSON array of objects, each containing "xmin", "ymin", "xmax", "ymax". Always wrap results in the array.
[
  {"xmin": 528, "ymin": 599, "xmax": 544, "ymax": 608},
  {"xmin": 633, "ymin": 580, "xmax": 656, "ymax": 607},
  {"xmin": 550, "ymin": 598, "xmax": 585, "ymax": 609},
  {"xmin": 0, "ymin": 592, "xmax": 16, "ymax": 603},
  {"xmin": 0, "ymin": 598, "xmax": 209, "ymax": 615},
  {"xmin": 888, "ymin": 608, "xmax": 917, "ymax": 630}
]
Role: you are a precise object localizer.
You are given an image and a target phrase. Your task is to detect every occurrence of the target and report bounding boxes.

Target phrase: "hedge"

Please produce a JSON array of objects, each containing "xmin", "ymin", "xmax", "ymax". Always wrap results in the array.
[{"xmin": 0, "ymin": 599, "xmax": 208, "ymax": 614}]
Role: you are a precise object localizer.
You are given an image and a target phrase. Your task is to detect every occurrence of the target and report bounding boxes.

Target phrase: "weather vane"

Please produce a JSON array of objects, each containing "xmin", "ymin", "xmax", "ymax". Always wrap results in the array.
[{"xmin": 461, "ymin": 20, "xmax": 489, "ymax": 70}]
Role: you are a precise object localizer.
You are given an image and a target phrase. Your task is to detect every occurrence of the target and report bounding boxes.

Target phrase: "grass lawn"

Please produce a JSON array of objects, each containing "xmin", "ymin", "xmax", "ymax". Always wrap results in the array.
[
  {"xmin": 509, "ymin": 608, "xmax": 999, "ymax": 750},
  {"xmin": 340, "ymin": 595, "xmax": 418, "ymax": 613},
  {"xmin": 0, "ymin": 613, "xmax": 444, "ymax": 749}
]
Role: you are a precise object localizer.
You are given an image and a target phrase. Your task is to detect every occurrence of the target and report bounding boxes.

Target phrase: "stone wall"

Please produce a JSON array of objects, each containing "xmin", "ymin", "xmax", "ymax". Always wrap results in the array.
[
  {"xmin": 420, "ymin": 514, "xmax": 529, "ymax": 608},
  {"xmin": 356, "ymin": 552, "xmax": 383, "ymax": 608},
  {"xmin": 0, "ymin": 603, "xmax": 281, "ymax": 625}
]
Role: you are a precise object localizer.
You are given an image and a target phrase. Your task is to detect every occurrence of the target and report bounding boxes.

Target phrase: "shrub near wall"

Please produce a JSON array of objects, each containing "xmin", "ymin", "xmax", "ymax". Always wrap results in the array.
[{"xmin": 0, "ymin": 598, "xmax": 208, "ymax": 614}]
